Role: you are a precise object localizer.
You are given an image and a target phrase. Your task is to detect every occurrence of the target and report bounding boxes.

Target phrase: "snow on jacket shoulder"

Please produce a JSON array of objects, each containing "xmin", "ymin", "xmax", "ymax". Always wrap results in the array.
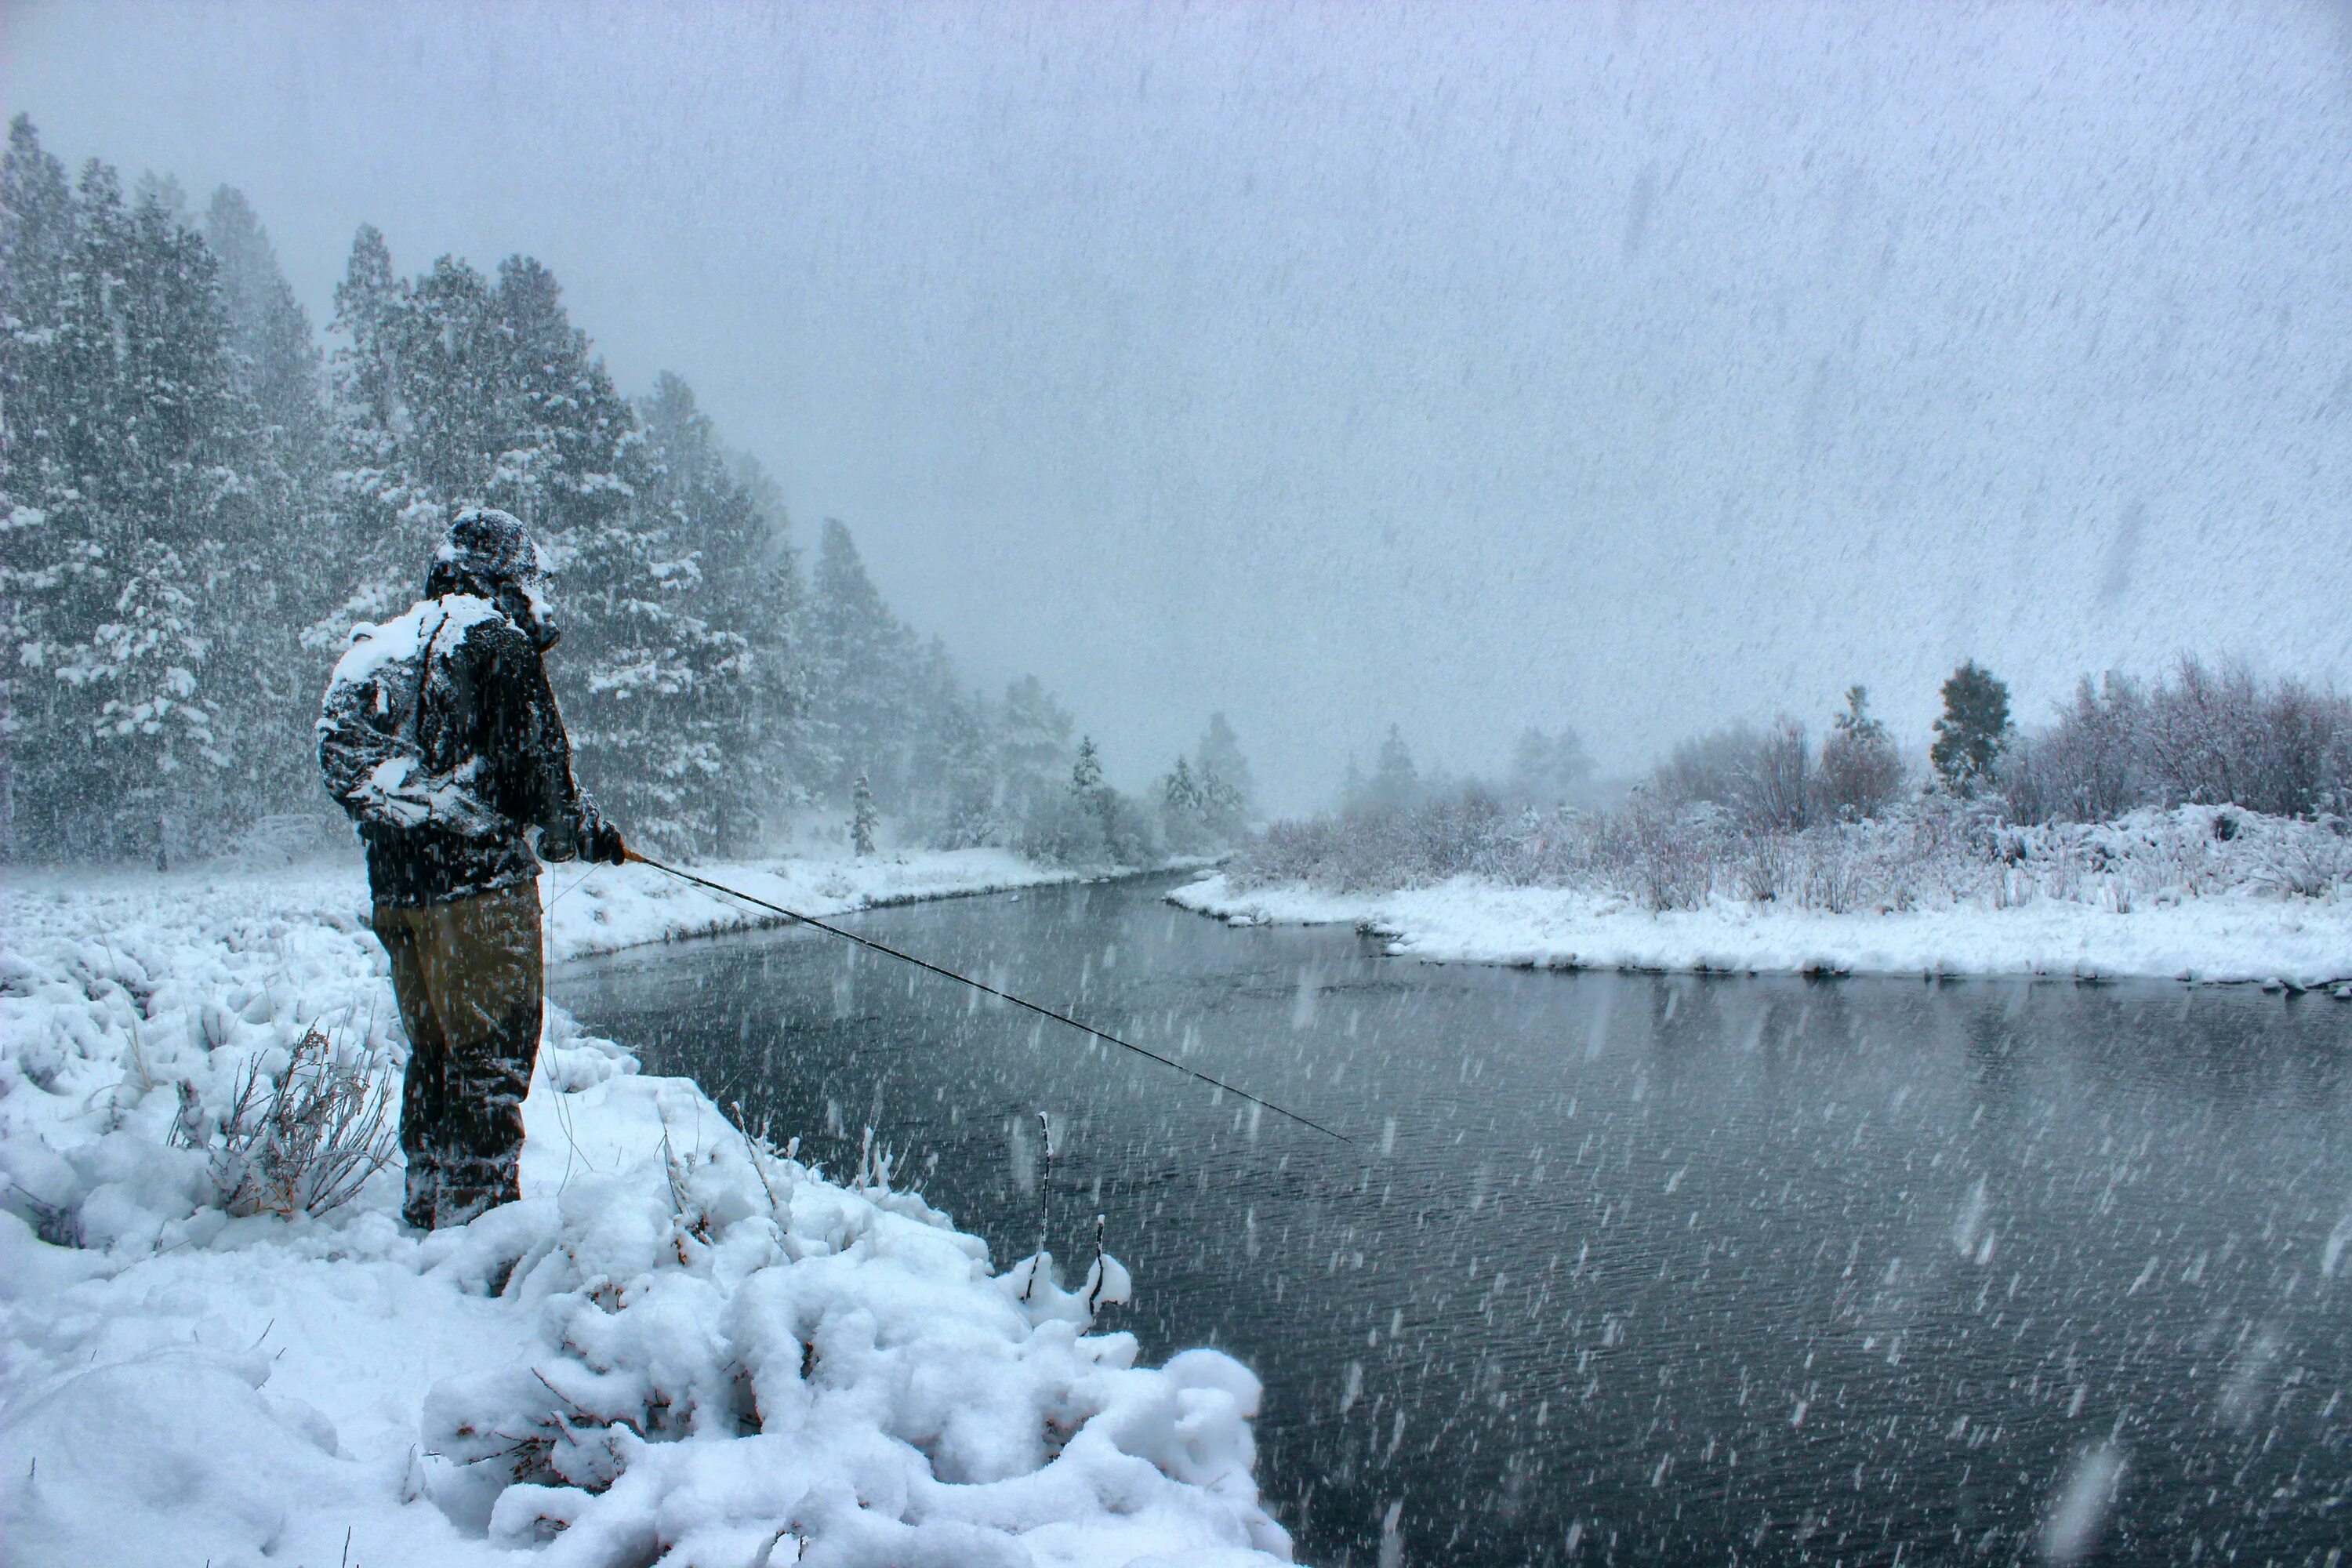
[{"xmin": 318, "ymin": 594, "xmax": 607, "ymax": 906}]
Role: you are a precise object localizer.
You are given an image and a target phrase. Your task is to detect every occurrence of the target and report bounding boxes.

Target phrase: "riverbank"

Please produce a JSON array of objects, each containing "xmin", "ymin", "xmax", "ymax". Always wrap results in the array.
[
  {"xmin": 0, "ymin": 853, "xmax": 1291, "ymax": 1566},
  {"xmin": 1170, "ymin": 872, "xmax": 2352, "ymax": 992}
]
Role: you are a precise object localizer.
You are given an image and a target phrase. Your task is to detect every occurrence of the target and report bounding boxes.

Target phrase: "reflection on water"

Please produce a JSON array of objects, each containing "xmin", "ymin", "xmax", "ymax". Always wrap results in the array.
[{"xmin": 556, "ymin": 877, "xmax": 2352, "ymax": 1566}]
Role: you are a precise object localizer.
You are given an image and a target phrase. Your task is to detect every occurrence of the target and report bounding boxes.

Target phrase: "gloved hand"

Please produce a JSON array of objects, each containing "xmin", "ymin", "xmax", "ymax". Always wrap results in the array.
[{"xmin": 592, "ymin": 819, "xmax": 628, "ymax": 866}]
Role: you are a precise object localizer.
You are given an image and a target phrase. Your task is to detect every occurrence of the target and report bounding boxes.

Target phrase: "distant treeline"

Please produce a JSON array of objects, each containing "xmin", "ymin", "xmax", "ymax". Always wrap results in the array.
[
  {"xmin": 0, "ymin": 116, "xmax": 1252, "ymax": 866},
  {"xmin": 1335, "ymin": 657, "xmax": 2351, "ymax": 832},
  {"xmin": 1259, "ymin": 658, "xmax": 2351, "ymax": 903}
]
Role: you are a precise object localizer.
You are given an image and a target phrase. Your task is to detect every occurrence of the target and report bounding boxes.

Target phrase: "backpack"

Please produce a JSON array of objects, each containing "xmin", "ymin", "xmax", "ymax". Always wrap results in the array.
[{"xmin": 318, "ymin": 597, "xmax": 504, "ymax": 835}]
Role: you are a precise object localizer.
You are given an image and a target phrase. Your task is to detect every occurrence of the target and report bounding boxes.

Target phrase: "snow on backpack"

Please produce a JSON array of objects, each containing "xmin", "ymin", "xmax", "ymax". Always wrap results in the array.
[{"xmin": 318, "ymin": 597, "xmax": 506, "ymax": 836}]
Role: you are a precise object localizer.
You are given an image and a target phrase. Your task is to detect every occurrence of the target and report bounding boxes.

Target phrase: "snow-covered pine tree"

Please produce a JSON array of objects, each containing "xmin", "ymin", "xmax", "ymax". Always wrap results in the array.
[
  {"xmin": 320, "ymin": 228, "xmax": 444, "ymax": 633},
  {"xmin": 201, "ymin": 185, "xmax": 336, "ymax": 822},
  {"xmin": 1338, "ymin": 754, "xmax": 1366, "ymax": 814},
  {"xmin": 931, "ymin": 690, "xmax": 1001, "ymax": 848},
  {"xmin": 851, "ymin": 772, "xmax": 877, "ymax": 855},
  {"xmin": 206, "ymin": 188, "xmax": 328, "ymax": 480},
  {"xmin": 1192, "ymin": 713, "xmax": 1256, "ymax": 822},
  {"xmin": 323, "ymin": 243, "xmax": 641, "ymax": 626},
  {"xmin": 721, "ymin": 446, "xmax": 808, "ymax": 827},
  {"xmin": 1186, "ymin": 713, "xmax": 1255, "ymax": 840},
  {"xmin": 0, "ymin": 116, "xmax": 81, "ymax": 854},
  {"xmin": 1931, "ymin": 661, "xmax": 2013, "ymax": 797},
  {"xmin": 803, "ymin": 519, "xmax": 919, "ymax": 808},
  {"xmin": 1164, "ymin": 756, "xmax": 1202, "ymax": 815},
  {"xmin": 561, "ymin": 371, "xmax": 782, "ymax": 853},
  {"xmin": 1367, "ymin": 724, "xmax": 1420, "ymax": 814},
  {"xmin": 1509, "ymin": 725, "xmax": 1593, "ymax": 807},
  {"xmin": 997, "ymin": 674, "xmax": 1074, "ymax": 820},
  {"xmin": 0, "ymin": 121, "xmax": 273, "ymax": 860},
  {"xmin": 897, "ymin": 641, "xmax": 999, "ymax": 848},
  {"xmin": 1160, "ymin": 756, "xmax": 1214, "ymax": 853}
]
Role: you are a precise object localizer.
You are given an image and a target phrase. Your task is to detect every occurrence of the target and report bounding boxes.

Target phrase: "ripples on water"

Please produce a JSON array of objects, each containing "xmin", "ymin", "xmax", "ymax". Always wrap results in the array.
[{"xmin": 557, "ymin": 877, "xmax": 2352, "ymax": 1566}]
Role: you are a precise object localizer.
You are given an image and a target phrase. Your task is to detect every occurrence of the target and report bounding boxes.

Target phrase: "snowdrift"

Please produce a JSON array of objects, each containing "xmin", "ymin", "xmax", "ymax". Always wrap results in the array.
[{"xmin": 0, "ymin": 858, "xmax": 1290, "ymax": 1567}]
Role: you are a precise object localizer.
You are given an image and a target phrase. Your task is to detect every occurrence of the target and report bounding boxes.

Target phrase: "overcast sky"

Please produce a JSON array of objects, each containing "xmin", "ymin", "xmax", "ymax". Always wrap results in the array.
[{"xmin": 9, "ymin": 1, "xmax": 2350, "ymax": 809}]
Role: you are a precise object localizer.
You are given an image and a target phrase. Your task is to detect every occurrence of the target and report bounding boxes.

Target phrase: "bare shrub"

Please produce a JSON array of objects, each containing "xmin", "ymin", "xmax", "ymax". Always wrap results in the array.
[
  {"xmin": 1656, "ymin": 725, "xmax": 1763, "ymax": 815},
  {"xmin": 1817, "ymin": 687, "xmax": 1906, "ymax": 822},
  {"xmin": 1743, "ymin": 718, "xmax": 1813, "ymax": 833},
  {"xmin": 1609, "ymin": 794, "xmax": 1721, "ymax": 911},
  {"xmin": 1734, "ymin": 829, "xmax": 1801, "ymax": 902},
  {"xmin": 173, "ymin": 1025, "xmax": 397, "ymax": 1218},
  {"xmin": 1240, "ymin": 786, "xmax": 1516, "ymax": 891},
  {"xmin": 2009, "ymin": 659, "xmax": 2352, "ymax": 824},
  {"xmin": 1795, "ymin": 826, "xmax": 1867, "ymax": 913},
  {"xmin": 1657, "ymin": 719, "xmax": 1812, "ymax": 833}
]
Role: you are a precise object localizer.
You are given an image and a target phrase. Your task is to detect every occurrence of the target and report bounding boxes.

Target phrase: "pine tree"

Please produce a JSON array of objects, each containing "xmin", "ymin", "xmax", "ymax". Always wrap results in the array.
[
  {"xmin": 930, "ymin": 689, "xmax": 1000, "ymax": 848},
  {"xmin": 1189, "ymin": 713, "xmax": 1254, "ymax": 838},
  {"xmin": 1510, "ymin": 726, "xmax": 1593, "ymax": 806},
  {"xmin": 803, "ymin": 519, "xmax": 918, "ymax": 807},
  {"xmin": 851, "ymin": 773, "xmax": 877, "ymax": 855},
  {"xmin": 1338, "ymin": 754, "xmax": 1366, "ymax": 814},
  {"xmin": 324, "ymin": 241, "xmax": 641, "ymax": 629},
  {"xmin": 1, "ymin": 122, "xmax": 272, "ymax": 858},
  {"xmin": 998, "ymin": 674, "xmax": 1073, "ymax": 816},
  {"xmin": 1160, "ymin": 756, "xmax": 1215, "ymax": 853},
  {"xmin": 322, "ymin": 237, "xmax": 808, "ymax": 855},
  {"xmin": 899, "ymin": 639, "xmax": 997, "ymax": 847},
  {"xmin": 0, "ymin": 116, "xmax": 82, "ymax": 851},
  {"xmin": 560, "ymin": 370, "xmax": 785, "ymax": 852},
  {"xmin": 1367, "ymin": 724, "xmax": 1420, "ymax": 814},
  {"xmin": 1932, "ymin": 662, "xmax": 2013, "ymax": 797},
  {"xmin": 1164, "ymin": 756, "xmax": 1202, "ymax": 814},
  {"xmin": 205, "ymin": 187, "xmax": 327, "ymax": 476},
  {"xmin": 201, "ymin": 185, "xmax": 333, "ymax": 820}
]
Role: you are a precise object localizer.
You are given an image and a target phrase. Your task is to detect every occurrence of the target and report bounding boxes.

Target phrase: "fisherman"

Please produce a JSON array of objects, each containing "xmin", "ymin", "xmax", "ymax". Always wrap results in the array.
[{"xmin": 318, "ymin": 507, "xmax": 626, "ymax": 1229}]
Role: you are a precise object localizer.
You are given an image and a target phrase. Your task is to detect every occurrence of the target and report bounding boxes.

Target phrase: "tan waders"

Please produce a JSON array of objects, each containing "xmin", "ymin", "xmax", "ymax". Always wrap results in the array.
[{"xmin": 371, "ymin": 881, "xmax": 543, "ymax": 1230}]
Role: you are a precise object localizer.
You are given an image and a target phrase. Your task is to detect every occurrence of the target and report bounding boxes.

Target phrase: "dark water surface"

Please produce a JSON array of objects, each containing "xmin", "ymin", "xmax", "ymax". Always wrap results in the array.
[{"xmin": 554, "ymin": 875, "xmax": 2352, "ymax": 1566}]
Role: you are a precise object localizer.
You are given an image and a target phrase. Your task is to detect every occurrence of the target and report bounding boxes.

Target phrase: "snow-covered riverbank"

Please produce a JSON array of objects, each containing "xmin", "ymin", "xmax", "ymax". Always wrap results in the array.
[
  {"xmin": 0, "ymin": 853, "xmax": 1291, "ymax": 1566},
  {"xmin": 1171, "ymin": 873, "xmax": 2352, "ymax": 993}
]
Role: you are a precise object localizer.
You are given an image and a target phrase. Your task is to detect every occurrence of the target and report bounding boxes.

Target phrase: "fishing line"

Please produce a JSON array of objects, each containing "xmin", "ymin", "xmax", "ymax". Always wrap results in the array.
[
  {"xmin": 545, "ymin": 864, "xmax": 598, "ymax": 913},
  {"xmin": 622, "ymin": 849, "xmax": 1351, "ymax": 1143}
]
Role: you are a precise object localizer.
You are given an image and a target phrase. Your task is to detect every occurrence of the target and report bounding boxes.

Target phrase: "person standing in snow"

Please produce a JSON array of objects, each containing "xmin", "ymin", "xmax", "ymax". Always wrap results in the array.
[{"xmin": 318, "ymin": 508, "xmax": 626, "ymax": 1229}]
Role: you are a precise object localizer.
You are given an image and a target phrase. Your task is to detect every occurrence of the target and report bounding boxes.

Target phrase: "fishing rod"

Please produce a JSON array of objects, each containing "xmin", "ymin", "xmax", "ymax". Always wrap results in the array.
[{"xmin": 622, "ymin": 849, "xmax": 1352, "ymax": 1144}]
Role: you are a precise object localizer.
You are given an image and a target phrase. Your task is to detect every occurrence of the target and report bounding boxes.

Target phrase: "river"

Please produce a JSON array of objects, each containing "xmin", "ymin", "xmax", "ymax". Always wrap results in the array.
[{"xmin": 554, "ymin": 873, "xmax": 2352, "ymax": 1566}]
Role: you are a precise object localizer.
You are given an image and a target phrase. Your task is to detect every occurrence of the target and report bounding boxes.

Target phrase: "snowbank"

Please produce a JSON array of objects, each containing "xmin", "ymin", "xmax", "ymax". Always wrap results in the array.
[
  {"xmin": 0, "ymin": 855, "xmax": 1290, "ymax": 1567},
  {"xmin": 1171, "ymin": 873, "xmax": 2352, "ymax": 993},
  {"xmin": 541, "ymin": 846, "xmax": 1087, "ymax": 959}
]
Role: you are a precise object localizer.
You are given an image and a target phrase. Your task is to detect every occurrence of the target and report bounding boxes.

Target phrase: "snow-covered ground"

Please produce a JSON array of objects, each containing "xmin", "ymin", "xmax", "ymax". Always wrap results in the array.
[
  {"xmin": 1171, "ymin": 874, "xmax": 2352, "ymax": 993},
  {"xmin": 0, "ymin": 851, "xmax": 1290, "ymax": 1567},
  {"xmin": 542, "ymin": 845, "xmax": 1086, "ymax": 959}
]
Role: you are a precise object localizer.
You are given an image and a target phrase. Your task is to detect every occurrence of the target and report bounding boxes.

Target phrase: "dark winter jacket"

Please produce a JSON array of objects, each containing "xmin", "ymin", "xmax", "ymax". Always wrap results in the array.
[{"xmin": 318, "ymin": 590, "xmax": 609, "ymax": 906}]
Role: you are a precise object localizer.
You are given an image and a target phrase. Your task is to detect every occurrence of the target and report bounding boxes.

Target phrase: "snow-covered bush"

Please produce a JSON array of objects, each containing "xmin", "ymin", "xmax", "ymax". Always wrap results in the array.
[
  {"xmin": 1610, "ymin": 795, "xmax": 1722, "ymax": 911},
  {"xmin": 1225, "ymin": 797, "xmax": 2350, "ymax": 912},
  {"xmin": 2249, "ymin": 818, "xmax": 2352, "ymax": 898},
  {"xmin": 1243, "ymin": 787, "xmax": 1520, "ymax": 891},
  {"xmin": 170, "ymin": 1023, "xmax": 396, "ymax": 1218},
  {"xmin": 2002, "ymin": 659, "xmax": 2352, "ymax": 824},
  {"xmin": 1654, "ymin": 720, "xmax": 1814, "ymax": 832}
]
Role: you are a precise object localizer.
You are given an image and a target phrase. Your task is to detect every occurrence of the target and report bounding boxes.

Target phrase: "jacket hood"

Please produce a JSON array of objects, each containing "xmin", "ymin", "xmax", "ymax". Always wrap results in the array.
[{"xmin": 426, "ymin": 507, "xmax": 561, "ymax": 648}]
